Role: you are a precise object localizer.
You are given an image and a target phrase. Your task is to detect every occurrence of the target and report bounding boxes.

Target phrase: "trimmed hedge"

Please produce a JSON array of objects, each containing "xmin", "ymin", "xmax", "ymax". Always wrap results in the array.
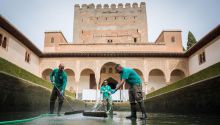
[
  {"xmin": 0, "ymin": 57, "xmax": 75, "ymax": 98},
  {"xmin": 146, "ymin": 62, "xmax": 220, "ymax": 99}
]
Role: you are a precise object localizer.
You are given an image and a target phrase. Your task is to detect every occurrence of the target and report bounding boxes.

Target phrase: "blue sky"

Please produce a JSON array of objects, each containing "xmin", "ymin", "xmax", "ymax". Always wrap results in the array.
[{"xmin": 0, "ymin": 0, "xmax": 219, "ymax": 50}]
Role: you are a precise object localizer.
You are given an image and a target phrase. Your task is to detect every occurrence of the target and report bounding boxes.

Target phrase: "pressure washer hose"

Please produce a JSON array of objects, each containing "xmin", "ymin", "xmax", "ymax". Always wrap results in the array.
[
  {"xmin": 0, "ymin": 114, "xmax": 56, "ymax": 125},
  {"xmin": 0, "ymin": 85, "xmax": 76, "ymax": 124}
]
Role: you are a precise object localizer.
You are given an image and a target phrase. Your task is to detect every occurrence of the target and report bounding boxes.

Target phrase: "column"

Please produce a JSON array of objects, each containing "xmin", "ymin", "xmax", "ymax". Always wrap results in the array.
[
  {"xmin": 95, "ymin": 60, "xmax": 101, "ymax": 101},
  {"xmin": 75, "ymin": 60, "xmax": 80, "ymax": 99},
  {"xmin": 75, "ymin": 81, "xmax": 79, "ymax": 99}
]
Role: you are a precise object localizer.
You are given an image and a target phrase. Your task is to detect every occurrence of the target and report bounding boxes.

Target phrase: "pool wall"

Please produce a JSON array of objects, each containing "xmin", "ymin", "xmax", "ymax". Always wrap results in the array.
[
  {"xmin": 0, "ymin": 71, "xmax": 85, "ymax": 114},
  {"xmin": 145, "ymin": 75, "xmax": 220, "ymax": 114}
]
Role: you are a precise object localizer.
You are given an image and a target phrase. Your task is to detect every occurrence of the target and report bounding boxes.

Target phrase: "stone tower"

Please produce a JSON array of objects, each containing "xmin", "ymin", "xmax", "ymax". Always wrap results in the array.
[
  {"xmin": 73, "ymin": 2, "xmax": 148, "ymax": 44},
  {"xmin": 43, "ymin": 31, "xmax": 68, "ymax": 52}
]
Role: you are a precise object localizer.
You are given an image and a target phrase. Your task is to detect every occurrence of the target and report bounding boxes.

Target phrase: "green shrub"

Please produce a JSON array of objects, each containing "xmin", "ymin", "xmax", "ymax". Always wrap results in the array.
[
  {"xmin": 146, "ymin": 62, "xmax": 220, "ymax": 99},
  {"xmin": 0, "ymin": 57, "xmax": 75, "ymax": 98}
]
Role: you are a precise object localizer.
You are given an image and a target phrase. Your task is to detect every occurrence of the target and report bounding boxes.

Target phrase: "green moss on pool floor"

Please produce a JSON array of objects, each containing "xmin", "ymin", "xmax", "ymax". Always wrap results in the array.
[{"xmin": 17, "ymin": 112, "xmax": 220, "ymax": 125}]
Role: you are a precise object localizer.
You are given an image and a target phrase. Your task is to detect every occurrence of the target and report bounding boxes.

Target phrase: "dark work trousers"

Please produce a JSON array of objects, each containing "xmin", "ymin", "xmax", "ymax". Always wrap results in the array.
[
  {"xmin": 50, "ymin": 87, "xmax": 64, "ymax": 114},
  {"xmin": 129, "ymin": 84, "xmax": 143, "ymax": 103},
  {"xmin": 127, "ymin": 84, "xmax": 147, "ymax": 119}
]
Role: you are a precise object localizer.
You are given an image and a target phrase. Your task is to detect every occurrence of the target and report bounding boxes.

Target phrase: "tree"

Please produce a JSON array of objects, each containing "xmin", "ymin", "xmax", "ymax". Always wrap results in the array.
[{"xmin": 187, "ymin": 31, "xmax": 197, "ymax": 50}]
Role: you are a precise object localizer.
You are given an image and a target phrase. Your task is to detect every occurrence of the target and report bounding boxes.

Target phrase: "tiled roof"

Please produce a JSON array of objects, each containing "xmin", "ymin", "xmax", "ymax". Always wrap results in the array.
[{"xmin": 1, "ymin": 15, "xmax": 219, "ymax": 58}]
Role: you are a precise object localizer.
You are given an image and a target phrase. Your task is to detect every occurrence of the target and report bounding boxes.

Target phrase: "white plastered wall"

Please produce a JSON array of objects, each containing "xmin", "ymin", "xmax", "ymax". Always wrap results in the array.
[
  {"xmin": 0, "ymin": 28, "xmax": 40, "ymax": 77},
  {"xmin": 189, "ymin": 36, "xmax": 220, "ymax": 75}
]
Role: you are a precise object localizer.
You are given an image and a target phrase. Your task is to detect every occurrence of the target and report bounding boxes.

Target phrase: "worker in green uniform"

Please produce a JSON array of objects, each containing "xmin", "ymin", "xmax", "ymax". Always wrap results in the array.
[
  {"xmin": 100, "ymin": 80, "xmax": 113, "ymax": 114},
  {"xmin": 111, "ymin": 64, "xmax": 147, "ymax": 120},
  {"xmin": 49, "ymin": 63, "xmax": 67, "ymax": 115}
]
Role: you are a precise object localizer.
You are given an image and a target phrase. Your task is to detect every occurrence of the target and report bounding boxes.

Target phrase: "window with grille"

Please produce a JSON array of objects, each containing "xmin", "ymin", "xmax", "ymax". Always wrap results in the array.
[
  {"xmin": 1, "ymin": 37, "xmax": 7, "ymax": 49},
  {"xmin": 0, "ymin": 34, "xmax": 2, "ymax": 46},
  {"xmin": 25, "ymin": 51, "xmax": 31, "ymax": 63},
  {"xmin": 198, "ymin": 51, "xmax": 206, "ymax": 65}
]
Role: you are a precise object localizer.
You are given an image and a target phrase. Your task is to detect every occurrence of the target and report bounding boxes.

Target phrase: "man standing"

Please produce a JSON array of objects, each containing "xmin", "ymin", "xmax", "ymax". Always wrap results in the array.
[
  {"xmin": 100, "ymin": 80, "xmax": 113, "ymax": 114},
  {"xmin": 49, "ymin": 63, "xmax": 67, "ymax": 115},
  {"xmin": 112, "ymin": 64, "xmax": 147, "ymax": 119}
]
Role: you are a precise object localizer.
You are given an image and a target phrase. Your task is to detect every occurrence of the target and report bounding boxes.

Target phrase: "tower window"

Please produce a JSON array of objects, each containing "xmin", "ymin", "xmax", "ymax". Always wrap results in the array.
[
  {"xmin": 51, "ymin": 37, "xmax": 54, "ymax": 43},
  {"xmin": 107, "ymin": 39, "xmax": 113, "ymax": 43},
  {"xmin": 171, "ymin": 36, "xmax": 175, "ymax": 42},
  {"xmin": 134, "ymin": 38, "xmax": 137, "ymax": 43}
]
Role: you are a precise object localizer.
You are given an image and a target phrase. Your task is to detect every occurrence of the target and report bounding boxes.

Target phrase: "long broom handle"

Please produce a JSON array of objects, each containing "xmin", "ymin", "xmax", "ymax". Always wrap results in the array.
[
  {"xmin": 52, "ymin": 83, "xmax": 75, "ymax": 111},
  {"xmin": 95, "ymin": 93, "xmax": 103, "ymax": 111}
]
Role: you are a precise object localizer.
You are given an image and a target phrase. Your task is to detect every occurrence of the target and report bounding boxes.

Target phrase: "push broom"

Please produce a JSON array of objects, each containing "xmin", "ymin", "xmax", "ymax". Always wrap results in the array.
[
  {"xmin": 83, "ymin": 89, "xmax": 113, "ymax": 117},
  {"xmin": 52, "ymin": 83, "xmax": 83, "ymax": 115}
]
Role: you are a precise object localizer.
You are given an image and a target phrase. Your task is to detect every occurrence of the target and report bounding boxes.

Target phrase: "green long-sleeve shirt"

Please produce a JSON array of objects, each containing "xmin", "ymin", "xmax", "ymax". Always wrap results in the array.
[
  {"xmin": 50, "ymin": 68, "xmax": 67, "ymax": 91},
  {"xmin": 100, "ymin": 85, "xmax": 112, "ymax": 100}
]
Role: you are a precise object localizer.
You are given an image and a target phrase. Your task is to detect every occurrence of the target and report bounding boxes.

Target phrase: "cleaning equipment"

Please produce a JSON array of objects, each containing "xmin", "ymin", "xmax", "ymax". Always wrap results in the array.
[
  {"xmin": 83, "ymin": 89, "xmax": 113, "ymax": 117},
  {"xmin": 83, "ymin": 94, "xmax": 108, "ymax": 117},
  {"xmin": 83, "ymin": 111, "xmax": 108, "ymax": 117},
  {"xmin": 52, "ymin": 83, "xmax": 83, "ymax": 115}
]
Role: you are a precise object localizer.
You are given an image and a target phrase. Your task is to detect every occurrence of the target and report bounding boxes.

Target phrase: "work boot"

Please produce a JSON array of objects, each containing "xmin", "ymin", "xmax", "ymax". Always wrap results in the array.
[
  {"xmin": 126, "ymin": 103, "xmax": 137, "ymax": 119},
  {"xmin": 138, "ymin": 101, "xmax": 147, "ymax": 120},
  {"xmin": 49, "ymin": 101, "xmax": 55, "ymax": 114},
  {"xmin": 57, "ymin": 101, "xmax": 63, "ymax": 116}
]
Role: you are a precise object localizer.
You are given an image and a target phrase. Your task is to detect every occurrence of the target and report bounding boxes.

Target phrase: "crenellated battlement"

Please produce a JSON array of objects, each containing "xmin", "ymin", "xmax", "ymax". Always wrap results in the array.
[
  {"xmin": 73, "ymin": 2, "xmax": 148, "ymax": 44},
  {"xmin": 74, "ymin": 2, "xmax": 145, "ymax": 10}
]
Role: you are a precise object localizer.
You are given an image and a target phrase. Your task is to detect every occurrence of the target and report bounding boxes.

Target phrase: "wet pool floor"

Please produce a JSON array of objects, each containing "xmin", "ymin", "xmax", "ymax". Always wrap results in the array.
[{"xmin": 22, "ymin": 112, "xmax": 220, "ymax": 125}]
